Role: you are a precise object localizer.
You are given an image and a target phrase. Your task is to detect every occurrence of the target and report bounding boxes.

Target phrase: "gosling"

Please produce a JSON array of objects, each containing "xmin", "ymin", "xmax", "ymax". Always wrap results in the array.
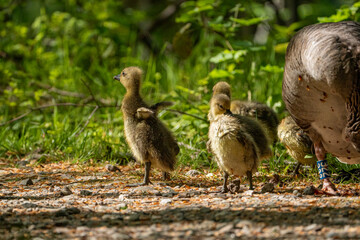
[
  {"xmin": 114, "ymin": 67, "xmax": 179, "ymax": 186},
  {"xmin": 209, "ymin": 82, "xmax": 279, "ymax": 144},
  {"xmin": 208, "ymin": 81, "xmax": 231, "ymax": 122},
  {"xmin": 208, "ymin": 94, "xmax": 271, "ymax": 192},
  {"xmin": 277, "ymin": 116, "xmax": 316, "ymax": 175},
  {"xmin": 231, "ymin": 100, "xmax": 279, "ymax": 144}
]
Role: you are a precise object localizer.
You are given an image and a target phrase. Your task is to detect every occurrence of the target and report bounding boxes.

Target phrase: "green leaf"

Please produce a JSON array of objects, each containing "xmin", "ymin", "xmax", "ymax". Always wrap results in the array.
[
  {"xmin": 260, "ymin": 64, "xmax": 284, "ymax": 73},
  {"xmin": 230, "ymin": 17, "xmax": 266, "ymax": 26},
  {"xmin": 209, "ymin": 69, "xmax": 232, "ymax": 79}
]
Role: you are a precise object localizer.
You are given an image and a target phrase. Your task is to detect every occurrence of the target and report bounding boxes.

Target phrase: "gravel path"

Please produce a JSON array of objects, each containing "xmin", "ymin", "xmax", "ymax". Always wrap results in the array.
[{"xmin": 1, "ymin": 162, "xmax": 359, "ymax": 239}]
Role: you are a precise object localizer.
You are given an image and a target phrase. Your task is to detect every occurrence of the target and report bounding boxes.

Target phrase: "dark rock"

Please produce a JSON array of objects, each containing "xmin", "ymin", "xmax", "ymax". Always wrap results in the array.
[
  {"xmin": 17, "ymin": 160, "xmax": 29, "ymax": 167},
  {"xmin": 20, "ymin": 178, "xmax": 33, "ymax": 186},
  {"xmin": 261, "ymin": 183, "xmax": 274, "ymax": 193},
  {"xmin": 269, "ymin": 174, "xmax": 283, "ymax": 186},
  {"xmin": 55, "ymin": 207, "xmax": 81, "ymax": 217},
  {"xmin": 22, "ymin": 202, "xmax": 38, "ymax": 208},
  {"xmin": 61, "ymin": 186, "xmax": 73, "ymax": 196},
  {"xmin": 185, "ymin": 170, "xmax": 201, "ymax": 177},
  {"xmin": 116, "ymin": 203, "xmax": 128, "ymax": 210},
  {"xmin": 228, "ymin": 179, "xmax": 241, "ymax": 193},
  {"xmin": 105, "ymin": 164, "xmax": 121, "ymax": 172},
  {"xmin": 79, "ymin": 190, "xmax": 93, "ymax": 196},
  {"xmin": 303, "ymin": 186, "xmax": 316, "ymax": 195}
]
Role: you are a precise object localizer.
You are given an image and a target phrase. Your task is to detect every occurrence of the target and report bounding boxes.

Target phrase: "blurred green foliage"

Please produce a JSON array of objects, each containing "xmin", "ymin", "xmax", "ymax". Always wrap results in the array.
[{"xmin": 0, "ymin": 0, "xmax": 360, "ymax": 175}]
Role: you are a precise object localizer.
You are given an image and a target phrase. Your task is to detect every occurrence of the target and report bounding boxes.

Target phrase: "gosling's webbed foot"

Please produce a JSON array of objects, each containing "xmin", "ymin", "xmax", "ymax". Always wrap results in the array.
[
  {"xmin": 126, "ymin": 162, "xmax": 152, "ymax": 187},
  {"xmin": 320, "ymin": 178, "xmax": 338, "ymax": 196},
  {"xmin": 221, "ymin": 186, "xmax": 229, "ymax": 193},
  {"xmin": 246, "ymin": 171, "xmax": 254, "ymax": 190}
]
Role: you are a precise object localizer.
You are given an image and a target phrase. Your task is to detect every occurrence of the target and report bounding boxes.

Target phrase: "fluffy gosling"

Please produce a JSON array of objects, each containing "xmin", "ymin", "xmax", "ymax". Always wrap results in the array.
[
  {"xmin": 277, "ymin": 116, "xmax": 316, "ymax": 175},
  {"xmin": 114, "ymin": 66, "xmax": 179, "ymax": 186},
  {"xmin": 208, "ymin": 94, "xmax": 271, "ymax": 192}
]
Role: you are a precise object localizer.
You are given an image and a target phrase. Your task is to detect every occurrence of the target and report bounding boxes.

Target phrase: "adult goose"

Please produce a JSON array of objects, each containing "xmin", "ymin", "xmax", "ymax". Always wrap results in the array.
[{"xmin": 282, "ymin": 21, "xmax": 360, "ymax": 194}]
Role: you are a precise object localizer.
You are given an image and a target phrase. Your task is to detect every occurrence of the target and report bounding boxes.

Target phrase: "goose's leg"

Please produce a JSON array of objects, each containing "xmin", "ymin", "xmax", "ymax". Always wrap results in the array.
[
  {"xmin": 222, "ymin": 171, "xmax": 229, "ymax": 193},
  {"xmin": 162, "ymin": 171, "xmax": 170, "ymax": 181},
  {"xmin": 127, "ymin": 162, "xmax": 151, "ymax": 187},
  {"xmin": 246, "ymin": 171, "xmax": 253, "ymax": 190},
  {"xmin": 314, "ymin": 142, "xmax": 337, "ymax": 195}
]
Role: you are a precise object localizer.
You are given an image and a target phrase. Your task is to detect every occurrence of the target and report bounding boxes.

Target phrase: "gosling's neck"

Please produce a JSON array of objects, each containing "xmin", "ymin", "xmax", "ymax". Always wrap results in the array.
[
  {"xmin": 122, "ymin": 86, "xmax": 143, "ymax": 115},
  {"xmin": 124, "ymin": 86, "xmax": 141, "ymax": 99}
]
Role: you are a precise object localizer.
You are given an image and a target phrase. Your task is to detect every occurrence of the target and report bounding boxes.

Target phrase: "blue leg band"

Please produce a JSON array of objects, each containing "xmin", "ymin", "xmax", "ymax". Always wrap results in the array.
[{"xmin": 317, "ymin": 160, "xmax": 330, "ymax": 180}]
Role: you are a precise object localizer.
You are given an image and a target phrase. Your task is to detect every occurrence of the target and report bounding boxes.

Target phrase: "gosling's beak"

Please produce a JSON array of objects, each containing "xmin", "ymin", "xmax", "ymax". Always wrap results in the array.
[
  {"xmin": 225, "ymin": 109, "xmax": 232, "ymax": 115},
  {"xmin": 113, "ymin": 74, "xmax": 121, "ymax": 81}
]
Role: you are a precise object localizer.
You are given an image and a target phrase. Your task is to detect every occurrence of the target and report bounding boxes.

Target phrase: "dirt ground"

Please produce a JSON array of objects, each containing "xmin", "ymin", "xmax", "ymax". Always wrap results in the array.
[{"xmin": 1, "ymin": 162, "xmax": 360, "ymax": 239}]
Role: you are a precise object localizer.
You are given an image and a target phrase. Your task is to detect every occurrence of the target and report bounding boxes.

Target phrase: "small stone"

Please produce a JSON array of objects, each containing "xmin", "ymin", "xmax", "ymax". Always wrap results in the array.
[
  {"xmin": 20, "ymin": 178, "xmax": 33, "ymax": 186},
  {"xmin": 206, "ymin": 173, "xmax": 215, "ymax": 178},
  {"xmin": 18, "ymin": 160, "xmax": 29, "ymax": 167},
  {"xmin": 61, "ymin": 186, "xmax": 73, "ymax": 196},
  {"xmin": 303, "ymin": 185, "xmax": 316, "ymax": 195},
  {"xmin": 216, "ymin": 223, "xmax": 234, "ymax": 234},
  {"xmin": 243, "ymin": 190, "xmax": 254, "ymax": 196},
  {"xmin": 160, "ymin": 199, "xmax": 172, "ymax": 205},
  {"xmin": 185, "ymin": 170, "xmax": 201, "ymax": 177},
  {"xmin": 116, "ymin": 203, "xmax": 128, "ymax": 210},
  {"xmin": 118, "ymin": 194, "xmax": 128, "ymax": 201},
  {"xmin": 79, "ymin": 190, "xmax": 92, "ymax": 196},
  {"xmin": 235, "ymin": 220, "xmax": 253, "ymax": 228},
  {"xmin": 293, "ymin": 190, "xmax": 299, "ymax": 195},
  {"xmin": 132, "ymin": 186, "xmax": 159, "ymax": 195},
  {"xmin": 105, "ymin": 164, "xmax": 121, "ymax": 172},
  {"xmin": 22, "ymin": 202, "xmax": 38, "ymax": 208},
  {"xmin": 269, "ymin": 174, "xmax": 281, "ymax": 185},
  {"xmin": 55, "ymin": 207, "xmax": 80, "ymax": 217},
  {"xmin": 110, "ymin": 233, "xmax": 130, "ymax": 239},
  {"xmin": 228, "ymin": 179, "xmax": 241, "ymax": 193},
  {"xmin": 261, "ymin": 183, "xmax": 274, "ymax": 193},
  {"xmin": 304, "ymin": 223, "xmax": 322, "ymax": 231}
]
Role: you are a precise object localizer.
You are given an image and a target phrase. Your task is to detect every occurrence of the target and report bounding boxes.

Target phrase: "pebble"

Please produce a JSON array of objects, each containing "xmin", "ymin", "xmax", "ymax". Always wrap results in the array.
[
  {"xmin": 131, "ymin": 186, "xmax": 159, "ymax": 195},
  {"xmin": 304, "ymin": 223, "xmax": 322, "ymax": 231},
  {"xmin": 118, "ymin": 194, "xmax": 128, "ymax": 201},
  {"xmin": 116, "ymin": 203, "xmax": 128, "ymax": 210},
  {"xmin": 20, "ymin": 178, "xmax": 33, "ymax": 186},
  {"xmin": 303, "ymin": 185, "xmax": 316, "ymax": 195},
  {"xmin": 79, "ymin": 190, "xmax": 93, "ymax": 196},
  {"xmin": 22, "ymin": 202, "xmax": 38, "ymax": 208},
  {"xmin": 243, "ymin": 190, "xmax": 254, "ymax": 196},
  {"xmin": 261, "ymin": 183, "xmax": 274, "ymax": 193},
  {"xmin": 17, "ymin": 160, "xmax": 29, "ymax": 167},
  {"xmin": 55, "ymin": 207, "xmax": 80, "ymax": 217},
  {"xmin": 216, "ymin": 223, "xmax": 234, "ymax": 234},
  {"xmin": 206, "ymin": 173, "xmax": 215, "ymax": 178},
  {"xmin": 105, "ymin": 164, "xmax": 121, "ymax": 172},
  {"xmin": 185, "ymin": 170, "xmax": 201, "ymax": 177},
  {"xmin": 61, "ymin": 186, "xmax": 73, "ymax": 196},
  {"xmin": 160, "ymin": 199, "xmax": 172, "ymax": 205}
]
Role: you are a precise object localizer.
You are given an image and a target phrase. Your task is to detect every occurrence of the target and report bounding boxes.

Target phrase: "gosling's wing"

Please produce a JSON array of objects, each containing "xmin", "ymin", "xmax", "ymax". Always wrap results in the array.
[
  {"xmin": 136, "ymin": 107, "xmax": 154, "ymax": 119},
  {"xmin": 150, "ymin": 101, "xmax": 174, "ymax": 115}
]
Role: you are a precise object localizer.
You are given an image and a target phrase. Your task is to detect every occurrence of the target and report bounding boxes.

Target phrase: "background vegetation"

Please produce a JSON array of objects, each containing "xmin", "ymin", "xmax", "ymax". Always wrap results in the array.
[{"xmin": 1, "ymin": 0, "xmax": 360, "ymax": 181}]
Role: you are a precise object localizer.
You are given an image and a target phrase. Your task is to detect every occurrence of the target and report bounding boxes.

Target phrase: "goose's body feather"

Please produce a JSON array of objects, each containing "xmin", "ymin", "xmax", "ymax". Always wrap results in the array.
[{"xmin": 283, "ymin": 21, "xmax": 360, "ymax": 164}]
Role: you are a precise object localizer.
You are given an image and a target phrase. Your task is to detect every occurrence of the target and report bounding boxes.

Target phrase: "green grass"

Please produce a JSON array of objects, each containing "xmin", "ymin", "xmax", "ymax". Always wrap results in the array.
[{"xmin": 1, "ymin": 0, "xmax": 360, "ymax": 185}]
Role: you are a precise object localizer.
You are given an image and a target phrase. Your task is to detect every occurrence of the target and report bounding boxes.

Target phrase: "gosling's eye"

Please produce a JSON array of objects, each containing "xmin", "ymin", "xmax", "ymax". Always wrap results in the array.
[
  {"xmin": 122, "ymin": 72, "xmax": 126, "ymax": 76},
  {"xmin": 219, "ymin": 104, "xmax": 224, "ymax": 110}
]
